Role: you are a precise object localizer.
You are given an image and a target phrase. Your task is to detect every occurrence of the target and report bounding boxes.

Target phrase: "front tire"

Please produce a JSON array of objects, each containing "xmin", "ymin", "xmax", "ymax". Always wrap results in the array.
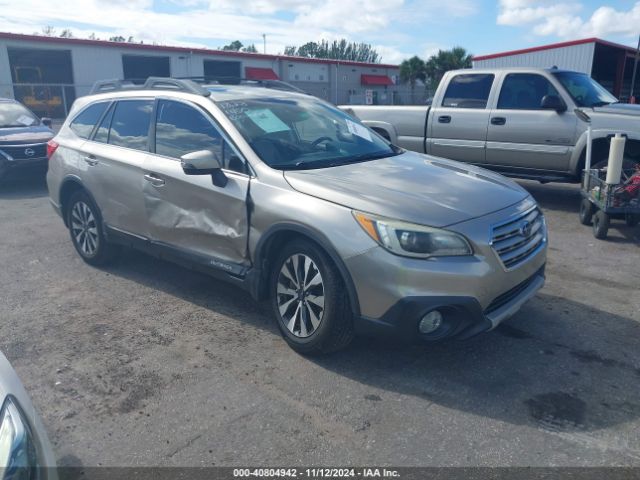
[
  {"xmin": 579, "ymin": 198, "xmax": 594, "ymax": 225},
  {"xmin": 592, "ymin": 210, "xmax": 610, "ymax": 240},
  {"xmin": 270, "ymin": 240, "xmax": 354, "ymax": 354},
  {"xmin": 66, "ymin": 190, "xmax": 118, "ymax": 266}
]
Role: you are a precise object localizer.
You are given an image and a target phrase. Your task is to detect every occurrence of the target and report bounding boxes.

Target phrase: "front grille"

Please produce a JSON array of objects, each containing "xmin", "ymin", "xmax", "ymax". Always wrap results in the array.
[
  {"xmin": 485, "ymin": 267, "xmax": 543, "ymax": 314},
  {"xmin": 490, "ymin": 207, "xmax": 545, "ymax": 269},
  {"xmin": 0, "ymin": 144, "xmax": 47, "ymax": 160}
]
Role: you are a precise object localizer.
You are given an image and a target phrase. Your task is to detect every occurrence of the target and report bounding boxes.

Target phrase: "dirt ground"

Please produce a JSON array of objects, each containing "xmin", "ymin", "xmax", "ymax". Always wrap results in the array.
[{"xmin": 0, "ymin": 168, "xmax": 639, "ymax": 467}]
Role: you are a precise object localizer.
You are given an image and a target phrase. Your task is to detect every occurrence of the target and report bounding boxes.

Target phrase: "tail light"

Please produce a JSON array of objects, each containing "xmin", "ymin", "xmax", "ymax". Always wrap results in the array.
[{"xmin": 46, "ymin": 140, "xmax": 59, "ymax": 159}]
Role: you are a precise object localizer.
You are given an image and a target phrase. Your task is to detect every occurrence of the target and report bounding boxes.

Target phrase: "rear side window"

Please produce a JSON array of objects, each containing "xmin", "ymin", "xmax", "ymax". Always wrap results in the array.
[
  {"xmin": 93, "ymin": 103, "xmax": 114, "ymax": 143},
  {"xmin": 442, "ymin": 74, "xmax": 494, "ymax": 109},
  {"xmin": 498, "ymin": 73, "xmax": 560, "ymax": 110},
  {"xmin": 69, "ymin": 102, "xmax": 109, "ymax": 139},
  {"xmin": 108, "ymin": 100, "xmax": 153, "ymax": 151}
]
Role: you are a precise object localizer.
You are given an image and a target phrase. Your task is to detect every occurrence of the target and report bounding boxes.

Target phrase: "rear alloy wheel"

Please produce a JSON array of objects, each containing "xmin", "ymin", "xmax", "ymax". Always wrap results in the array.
[
  {"xmin": 67, "ymin": 191, "xmax": 118, "ymax": 266},
  {"xmin": 271, "ymin": 240, "xmax": 354, "ymax": 354}
]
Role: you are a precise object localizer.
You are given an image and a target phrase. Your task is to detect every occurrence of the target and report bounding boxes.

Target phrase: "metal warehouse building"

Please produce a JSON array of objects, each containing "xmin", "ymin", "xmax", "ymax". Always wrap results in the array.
[
  {"xmin": 473, "ymin": 38, "xmax": 640, "ymax": 100},
  {"xmin": 0, "ymin": 31, "xmax": 406, "ymax": 118}
]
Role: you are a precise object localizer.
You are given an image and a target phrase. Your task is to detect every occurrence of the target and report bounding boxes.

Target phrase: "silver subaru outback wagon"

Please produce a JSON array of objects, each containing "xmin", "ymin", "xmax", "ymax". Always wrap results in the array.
[{"xmin": 47, "ymin": 78, "xmax": 547, "ymax": 354}]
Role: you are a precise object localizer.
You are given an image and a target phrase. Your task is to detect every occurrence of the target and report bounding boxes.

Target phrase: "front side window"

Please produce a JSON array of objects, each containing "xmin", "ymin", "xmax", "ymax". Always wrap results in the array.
[
  {"xmin": 552, "ymin": 71, "xmax": 618, "ymax": 107},
  {"xmin": 216, "ymin": 96, "xmax": 400, "ymax": 170},
  {"xmin": 442, "ymin": 74, "xmax": 494, "ymax": 109},
  {"xmin": 108, "ymin": 100, "xmax": 153, "ymax": 151},
  {"xmin": 154, "ymin": 100, "xmax": 246, "ymax": 173},
  {"xmin": 0, "ymin": 101, "xmax": 39, "ymax": 129},
  {"xmin": 70, "ymin": 102, "xmax": 109, "ymax": 139},
  {"xmin": 498, "ymin": 73, "xmax": 561, "ymax": 110}
]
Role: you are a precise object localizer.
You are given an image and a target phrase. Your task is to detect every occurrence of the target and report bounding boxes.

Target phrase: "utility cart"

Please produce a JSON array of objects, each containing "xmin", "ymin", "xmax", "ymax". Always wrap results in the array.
[{"xmin": 579, "ymin": 167, "xmax": 640, "ymax": 239}]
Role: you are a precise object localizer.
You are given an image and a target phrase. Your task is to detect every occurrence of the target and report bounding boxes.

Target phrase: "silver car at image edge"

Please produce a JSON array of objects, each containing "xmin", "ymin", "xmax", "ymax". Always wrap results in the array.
[
  {"xmin": 0, "ymin": 351, "xmax": 57, "ymax": 479},
  {"xmin": 46, "ymin": 78, "xmax": 547, "ymax": 354}
]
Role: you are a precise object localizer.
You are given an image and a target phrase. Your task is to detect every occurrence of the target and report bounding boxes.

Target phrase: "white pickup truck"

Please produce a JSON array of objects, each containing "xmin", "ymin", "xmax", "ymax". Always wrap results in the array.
[{"xmin": 341, "ymin": 68, "xmax": 640, "ymax": 183}]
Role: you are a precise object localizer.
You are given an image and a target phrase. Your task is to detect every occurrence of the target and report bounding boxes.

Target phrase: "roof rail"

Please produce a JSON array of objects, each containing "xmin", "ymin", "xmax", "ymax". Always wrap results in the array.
[
  {"xmin": 173, "ymin": 76, "xmax": 306, "ymax": 94},
  {"xmin": 89, "ymin": 77, "xmax": 211, "ymax": 97},
  {"xmin": 90, "ymin": 79, "xmax": 136, "ymax": 94}
]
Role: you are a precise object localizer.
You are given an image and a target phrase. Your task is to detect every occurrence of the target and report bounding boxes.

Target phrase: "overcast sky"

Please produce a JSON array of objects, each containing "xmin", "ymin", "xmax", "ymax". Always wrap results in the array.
[{"xmin": 0, "ymin": 1, "xmax": 639, "ymax": 63}]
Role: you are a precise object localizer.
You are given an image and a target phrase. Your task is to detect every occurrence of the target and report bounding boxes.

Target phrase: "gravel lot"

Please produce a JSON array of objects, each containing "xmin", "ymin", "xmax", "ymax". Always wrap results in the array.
[{"xmin": 0, "ymin": 167, "xmax": 639, "ymax": 467}]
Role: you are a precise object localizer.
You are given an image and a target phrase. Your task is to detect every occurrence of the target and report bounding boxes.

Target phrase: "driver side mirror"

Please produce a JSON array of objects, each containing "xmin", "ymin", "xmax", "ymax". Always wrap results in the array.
[
  {"xmin": 180, "ymin": 150, "xmax": 228, "ymax": 188},
  {"xmin": 540, "ymin": 95, "xmax": 567, "ymax": 113},
  {"xmin": 41, "ymin": 117, "xmax": 52, "ymax": 128}
]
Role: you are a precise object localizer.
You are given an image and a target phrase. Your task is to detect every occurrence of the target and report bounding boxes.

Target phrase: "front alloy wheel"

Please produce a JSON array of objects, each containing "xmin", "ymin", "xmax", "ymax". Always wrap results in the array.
[
  {"xmin": 271, "ymin": 240, "xmax": 354, "ymax": 354},
  {"xmin": 276, "ymin": 254, "xmax": 325, "ymax": 338}
]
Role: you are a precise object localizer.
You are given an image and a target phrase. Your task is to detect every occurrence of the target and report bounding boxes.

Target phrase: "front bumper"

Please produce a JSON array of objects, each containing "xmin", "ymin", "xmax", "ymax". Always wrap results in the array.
[
  {"xmin": 354, "ymin": 265, "xmax": 545, "ymax": 342},
  {"xmin": 345, "ymin": 198, "xmax": 547, "ymax": 342}
]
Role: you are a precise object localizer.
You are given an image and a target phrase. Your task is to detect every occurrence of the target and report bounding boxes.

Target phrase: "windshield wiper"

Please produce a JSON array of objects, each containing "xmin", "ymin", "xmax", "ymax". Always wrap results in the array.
[
  {"xmin": 270, "ymin": 149, "xmax": 401, "ymax": 171},
  {"xmin": 591, "ymin": 101, "xmax": 616, "ymax": 107}
]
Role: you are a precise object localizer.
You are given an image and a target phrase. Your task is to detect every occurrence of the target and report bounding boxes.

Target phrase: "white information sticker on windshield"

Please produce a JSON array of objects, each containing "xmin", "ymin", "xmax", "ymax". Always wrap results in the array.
[
  {"xmin": 245, "ymin": 108, "xmax": 290, "ymax": 133},
  {"xmin": 346, "ymin": 119, "xmax": 372, "ymax": 142},
  {"xmin": 17, "ymin": 115, "xmax": 35, "ymax": 126}
]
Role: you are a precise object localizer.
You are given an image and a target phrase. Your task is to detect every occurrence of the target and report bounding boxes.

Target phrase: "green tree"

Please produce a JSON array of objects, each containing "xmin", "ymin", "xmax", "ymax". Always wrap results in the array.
[
  {"xmin": 222, "ymin": 40, "xmax": 244, "ymax": 51},
  {"xmin": 425, "ymin": 47, "xmax": 472, "ymax": 86},
  {"xmin": 59, "ymin": 29, "xmax": 73, "ymax": 38},
  {"xmin": 109, "ymin": 35, "xmax": 126, "ymax": 42},
  {"xmin": 284, "ymin": 39, "xmax": 380, "ymax": 63},
  {"xmin": 41, "ymin": 26, "xmax": 56, "ymax": 36},
  {"xmin": 242, "ymin": 44, "xmax": 258, "ymax": 53},
  {"xmin": 399, "ymin": 55, "xmax": 426, "ymax": 103}
]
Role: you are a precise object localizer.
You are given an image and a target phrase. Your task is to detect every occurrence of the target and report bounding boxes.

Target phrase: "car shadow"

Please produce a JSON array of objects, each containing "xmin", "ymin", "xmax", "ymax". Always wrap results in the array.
[
  {"xmin": 104, "ymin": 249, "xmax": 640, "ymax": 434},
  {"xmin": 0, "ymin": 168, "xmax": 48, "ymax": 199},
  {"xmin": 309, "ymin": 292, "xmax": 640, "ymax": 434}
]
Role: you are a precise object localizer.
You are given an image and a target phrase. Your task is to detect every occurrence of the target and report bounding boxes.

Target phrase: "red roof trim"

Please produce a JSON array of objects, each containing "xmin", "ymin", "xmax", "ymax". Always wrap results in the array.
[
  {"xmin": 245, "ymin": 67, "xmax": 279, "ymax": 80},
  {"xmin": 361, "ymin": 74, "xmax": 394, "ymax": 85},
  {"xmin": 0, "ymin": 31, "xmax": 398, "ymax": 69},
  {"xmin": 473, "ymin": 37, "xmax": 638, "ymax": 61}
]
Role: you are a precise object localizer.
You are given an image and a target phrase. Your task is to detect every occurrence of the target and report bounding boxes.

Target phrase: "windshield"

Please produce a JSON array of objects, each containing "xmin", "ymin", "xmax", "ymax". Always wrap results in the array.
[
  {"xmin": 0, "ymin": 101, "xmax": 39, "ymax": 128},
  {"xmin": 552, "ymin": 71, "xmax": 618, "ymax": 108},
  {"xmin": 216, "ymin": 96, "xmax": 400, "ymax": 170}
]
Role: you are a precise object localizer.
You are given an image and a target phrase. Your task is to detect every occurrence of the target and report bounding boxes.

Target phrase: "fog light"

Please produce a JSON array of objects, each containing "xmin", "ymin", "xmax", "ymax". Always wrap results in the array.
[{"xmin": 419, "ymin": 310, "xmax": 443, "ymax": 334}]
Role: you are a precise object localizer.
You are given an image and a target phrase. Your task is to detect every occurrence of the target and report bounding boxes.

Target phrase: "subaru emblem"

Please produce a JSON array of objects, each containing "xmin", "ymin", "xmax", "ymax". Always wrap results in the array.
[{"xmin": 24, "ymin": 148, "xmax": 35, "ymax": 157}]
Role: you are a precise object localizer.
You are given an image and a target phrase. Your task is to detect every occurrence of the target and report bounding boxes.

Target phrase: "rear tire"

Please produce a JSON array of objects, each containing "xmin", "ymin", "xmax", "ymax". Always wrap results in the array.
[
  {"xmin": 66, "ymin": 190, "xmax": 119, "ymax": 266},
  {"xmin": 625, "ymin": 214, "xmax": 640, "ymax": 227},
  {"xmin": 270, "ymin": 239, "xmax": 354, "ymax": 354},
  {"xmin": 592, "ymin": 210, "xmax": 610, "ymax": 240},
  {"xmin": 579, "ymin": 198, "xmax": 594, "ymax": 225}
]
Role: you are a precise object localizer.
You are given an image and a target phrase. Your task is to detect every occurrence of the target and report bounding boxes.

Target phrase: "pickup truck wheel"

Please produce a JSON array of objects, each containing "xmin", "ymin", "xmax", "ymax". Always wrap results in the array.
[
  {"xmin": 271, "ymin": 240, "xmax": 354, "ymax": 354},
  {"xmin": 67, "ymin": 191, "xmax": 119, "ymax": 266},
  {"xmin": 579, "ymin": 198, "xmax": 594, "ymax": 225},
  {"xmin": 592, "ymin": 210, "xmax": 610, "ymax": 240}
]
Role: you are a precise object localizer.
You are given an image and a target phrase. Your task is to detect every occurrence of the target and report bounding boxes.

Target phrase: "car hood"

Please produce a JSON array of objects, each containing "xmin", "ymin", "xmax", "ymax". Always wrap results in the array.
[
  {"xmin": 284, "ymin": 151, "xmax": 529, "ymax": 227},
  {"xmin": 0, "ymin": 125, "xmax": 54, "ymax": 145},
  {"xmin": 593, "ymin": 103, "xmax": 640, "ymax": 117}
]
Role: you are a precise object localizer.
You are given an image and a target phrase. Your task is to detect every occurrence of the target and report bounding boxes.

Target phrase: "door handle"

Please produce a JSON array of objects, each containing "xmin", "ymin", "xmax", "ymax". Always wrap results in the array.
[
  {"xmin": 438, "ymin": 115, "xmax": 451, "ymax": 124},
  {"xmin": 144, "ymin": 173, "xmax": 165, "ymax": 187},
  {"xmin": 491, "ymin": 117, "xmax": 506, "ymax": 126},
  {"xmin": 83, "ymin": 155, "xmax": 99, "ymax": 166}
]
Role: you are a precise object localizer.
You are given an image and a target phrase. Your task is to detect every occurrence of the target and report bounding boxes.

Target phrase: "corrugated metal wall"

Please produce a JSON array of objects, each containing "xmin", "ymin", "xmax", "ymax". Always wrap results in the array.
[{"xmin": 473, "ymin": 42, "xmax": 596, "ymax": 74}]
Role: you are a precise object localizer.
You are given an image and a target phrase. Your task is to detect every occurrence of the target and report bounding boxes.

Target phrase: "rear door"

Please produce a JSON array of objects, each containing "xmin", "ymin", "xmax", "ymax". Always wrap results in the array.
[
  {"xmin": 143, "ymin": 98, "xmax": 251, "ymax": 268},
  {"xmin": 80, "ymin": 99, "xmax": 153, "ymax": 236},
  {"xmin": 428, "ymin": 73, "xmax": 494, "ymax": 164},
  {"xmin": 485, "ymin": 72, "xmax": 577, "ymax": 172}
]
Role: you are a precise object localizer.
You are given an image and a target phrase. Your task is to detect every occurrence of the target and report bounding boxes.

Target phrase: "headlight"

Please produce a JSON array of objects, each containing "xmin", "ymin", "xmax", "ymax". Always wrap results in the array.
[
  {"xmin": 0, "ymin": 397, "xmax": 38, "ymax": 480},
  {"xmin": 354, "ymin": 211, "xmax": 473, "ymax": 258}
]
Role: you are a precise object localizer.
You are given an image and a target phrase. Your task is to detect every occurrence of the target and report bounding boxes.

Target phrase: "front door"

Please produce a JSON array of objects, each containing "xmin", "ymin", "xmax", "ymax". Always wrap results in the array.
[
  {"xmin": 485, "ymin": 73, "xmax": 577, "ymax": 172},
  {"xmin": 143, "ymin": 99, "xmax": 251, "ymax": 269}
]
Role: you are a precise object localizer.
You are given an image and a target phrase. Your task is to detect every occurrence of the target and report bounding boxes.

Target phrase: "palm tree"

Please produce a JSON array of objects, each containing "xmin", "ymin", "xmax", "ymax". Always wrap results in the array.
[
  {"xmin": 399, "ymin": 56, "xmax": 426, "ymax": 103},
  {"xmin": 425, "ymin": 47, "xmax": 473, "ymax": 86}
]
